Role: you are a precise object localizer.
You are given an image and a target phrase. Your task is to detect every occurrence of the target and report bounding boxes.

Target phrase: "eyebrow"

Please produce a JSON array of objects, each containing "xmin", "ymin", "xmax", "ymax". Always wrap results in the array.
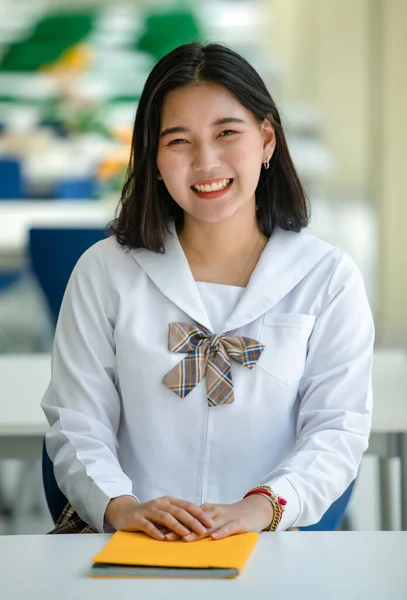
[{"xmin": 159, "ymin": 117, "xmax": 245, "ymax": 138}]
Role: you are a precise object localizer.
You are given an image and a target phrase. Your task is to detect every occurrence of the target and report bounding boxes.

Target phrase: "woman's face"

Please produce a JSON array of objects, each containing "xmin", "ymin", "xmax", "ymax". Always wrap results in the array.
[{"xmin": 156, "ymin": 82, "xmax": 275, "ymax": 224}]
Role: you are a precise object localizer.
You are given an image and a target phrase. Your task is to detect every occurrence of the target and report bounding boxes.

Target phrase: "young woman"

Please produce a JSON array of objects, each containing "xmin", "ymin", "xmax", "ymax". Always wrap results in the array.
[{"xmin": 42, "ymin": 42, "xmax": 374, "ymax": 539}]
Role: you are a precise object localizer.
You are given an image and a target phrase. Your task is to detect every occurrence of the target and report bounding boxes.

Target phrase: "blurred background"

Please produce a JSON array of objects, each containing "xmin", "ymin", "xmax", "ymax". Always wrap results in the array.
[{"xmin": 0, "ymin": 0, "xmax": 406, "ymax": 534}]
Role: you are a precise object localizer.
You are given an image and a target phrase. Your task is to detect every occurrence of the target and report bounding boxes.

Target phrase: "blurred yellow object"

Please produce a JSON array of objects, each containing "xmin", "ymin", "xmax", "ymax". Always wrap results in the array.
[
  {"xmin": 97, "ymin": 127, "xmax": 132, "ymax": 183},
  {"xmin": 115, "ymin": 127, "xmax": 133, "ymax": 146},
  {"xmin": 97, "ymin": 156, "xmax": 128, "ymax": 183},
  {"xmin": 43, "ymin": 44, "xmax": 91, "ymax": 73}
]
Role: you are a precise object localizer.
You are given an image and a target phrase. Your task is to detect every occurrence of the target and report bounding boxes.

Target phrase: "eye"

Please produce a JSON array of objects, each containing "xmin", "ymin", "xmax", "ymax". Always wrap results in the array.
[
  {"xmin": 219, "ymin": 129, "xmax": 237, "ymax": 137},
  {"xmin": 168, "ymin": 138, "xmax": 187, "ymax": 145}
]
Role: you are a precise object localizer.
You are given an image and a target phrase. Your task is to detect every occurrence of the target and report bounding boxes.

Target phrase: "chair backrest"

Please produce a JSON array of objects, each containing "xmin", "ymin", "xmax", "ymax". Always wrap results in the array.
[
  {"xmin": 0, "ymin": 158, "xmax": 23, "ymax": 199},
  {"xmin": 55, "ymin": 177, "xmax": 97, "ymax": 200},
  {"xmin": 29, "ymin": 227, "xmax": 106, "ymax": 324},
  {"xmin": 36, "ymin": 226, "xmax": 105, "ymax": 523},
  {"xmin": 42, "ymin": 440, "xmax": 68, "ymax": 525},
  {"xmin": 299, "ymin": 480, "xmax": 355, "ymax": 531}
]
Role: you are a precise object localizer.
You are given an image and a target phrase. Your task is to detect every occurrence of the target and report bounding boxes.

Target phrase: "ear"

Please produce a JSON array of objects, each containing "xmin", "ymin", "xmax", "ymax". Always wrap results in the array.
[{"xmin": 260, "ymin": 117, "xmax": 276, "ymax": 161}]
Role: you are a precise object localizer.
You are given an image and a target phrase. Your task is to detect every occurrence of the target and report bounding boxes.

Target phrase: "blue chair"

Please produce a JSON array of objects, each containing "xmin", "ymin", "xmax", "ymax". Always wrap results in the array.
[
  {"xmin": 0, "ymin": 158, "xmax": 25, "ymax": 320},
  {"xmin": 29, "ymin": 227, "xmax": 105, "ymax": 523},
  {"xmin": 55, "ymin": 177, "xmax": 97, "ymax": 200},
  {"xmin": 29, "ymin": 227, "xmax": 106, "ymax": 324},
  {"xmin": 0, "ymin": 158, "xmax": 23, "ymax": 199},
  {"xmin": 300, "ymin": 481, "xmax": 355, "ymax": 531},
  {"xmin": 42, "ymin": 440, "xmax": 68, "ymax": 524},
  {"xmin": 0, "ymin": 273, "xmax": 22, "ymax": 348}
]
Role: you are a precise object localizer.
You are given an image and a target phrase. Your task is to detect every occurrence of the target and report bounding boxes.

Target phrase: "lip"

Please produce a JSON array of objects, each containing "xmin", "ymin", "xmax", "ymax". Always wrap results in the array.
[{"xmin": 190, "ymin": 179, "xmax": 234, "ymax": 200}]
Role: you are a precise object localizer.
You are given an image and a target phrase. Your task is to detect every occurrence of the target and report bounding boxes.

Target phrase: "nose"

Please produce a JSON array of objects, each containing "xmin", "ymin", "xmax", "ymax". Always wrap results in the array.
[{"xmin": 192, "ymin": 142, "xmax": 221, "ymax": 172}]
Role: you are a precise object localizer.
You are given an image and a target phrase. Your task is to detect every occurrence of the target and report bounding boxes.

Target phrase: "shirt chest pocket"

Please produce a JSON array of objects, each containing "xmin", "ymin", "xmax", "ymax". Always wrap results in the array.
[{"xmin": 257, "ymin": 313, "xmax": 316, "ymax": 384}]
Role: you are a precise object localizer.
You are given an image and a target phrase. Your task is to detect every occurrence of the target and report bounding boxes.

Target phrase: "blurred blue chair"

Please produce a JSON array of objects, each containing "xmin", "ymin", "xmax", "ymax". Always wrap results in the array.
[
  {"xmin": 55, "ymin": 177, "xmax": 96, "ymax": 200},
  {"xmin": 299, "ymin": 481, "xmax": 355, "ymax": 531},
  {"xmin": 0, "ymin": 158, "xmax": 24, "ymax": 199},
  {"xmin": 33, "ymin": 227, "xmax": 105, "ymax": 523},
  {"xmin": 0, "ymin": 158, "xmax": 25, "ymax": 348},
  {"xmin": 28, "ymin": 226, "xmax": 106, "ymax": 324},
  {"xmin": 0, "ymin": 273, "xmax": 22, "ymax": 350},
  {"xmin": 42, "ymin": 440, "xmax": 67, "ymax": 525}
]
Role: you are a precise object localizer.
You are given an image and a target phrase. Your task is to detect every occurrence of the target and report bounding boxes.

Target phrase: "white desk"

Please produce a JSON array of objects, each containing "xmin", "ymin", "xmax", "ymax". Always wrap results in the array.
[
  {"xmin": 1, "ymin": 532, "xmax": 407, "ymax": 599},
  {"xmin": 0, "ymin": 351, "xmax": 406, "ymax": 527},
  {"xmin": 0, "ymin": 200, "xmax": 115, "ymax": 270}
]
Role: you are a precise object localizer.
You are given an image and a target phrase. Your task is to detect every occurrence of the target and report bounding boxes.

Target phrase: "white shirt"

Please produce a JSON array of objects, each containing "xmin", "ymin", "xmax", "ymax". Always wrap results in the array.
[
  {"xmin": 196, "ymin": 281, "xmax": 245, "ymax": 332},
  {"xmin": 41, "ymin": 224, "xmax": 374, "ymax": 532}
]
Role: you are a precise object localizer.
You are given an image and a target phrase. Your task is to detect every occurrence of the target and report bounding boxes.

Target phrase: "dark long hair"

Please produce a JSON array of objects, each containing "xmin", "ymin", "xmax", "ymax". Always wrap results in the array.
[{"xmin": 110, "ymin": 42, "xmax": 310, "ymax": 252}]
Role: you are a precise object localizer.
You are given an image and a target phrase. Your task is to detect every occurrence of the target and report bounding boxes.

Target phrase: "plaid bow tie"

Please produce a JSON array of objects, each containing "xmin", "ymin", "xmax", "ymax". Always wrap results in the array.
[{"xmin": 162, "ymin": 322, "xmax": 265, "ymax": 406}]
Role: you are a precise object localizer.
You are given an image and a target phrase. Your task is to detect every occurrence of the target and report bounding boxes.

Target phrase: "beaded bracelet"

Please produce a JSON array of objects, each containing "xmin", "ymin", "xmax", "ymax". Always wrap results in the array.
[{"xmin": 243, "ymin": 485, "xmax": 287, "ymax": 531}]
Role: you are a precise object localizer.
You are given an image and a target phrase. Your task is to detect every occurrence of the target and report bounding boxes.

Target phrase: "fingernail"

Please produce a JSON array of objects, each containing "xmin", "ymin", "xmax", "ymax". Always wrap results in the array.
[{"xmin": 184, "ymin": 533, "xmax": 195, "ymax": 541}]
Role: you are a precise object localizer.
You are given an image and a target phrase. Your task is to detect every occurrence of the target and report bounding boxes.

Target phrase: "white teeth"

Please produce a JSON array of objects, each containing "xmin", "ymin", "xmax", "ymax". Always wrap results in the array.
[{"xmin": 193, "ymin": 179, "xmax": 231, "ymax": 192}]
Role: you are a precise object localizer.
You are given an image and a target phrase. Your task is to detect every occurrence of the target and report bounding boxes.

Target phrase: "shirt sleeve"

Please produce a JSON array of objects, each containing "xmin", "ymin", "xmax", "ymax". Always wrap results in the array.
[
  {"xmin": 41, "ymin": 243, "xmax": 138, "ymax": 533},
  {"xmin": 263, "ymin": 251, "xmax": 374, "ymax": 530}
]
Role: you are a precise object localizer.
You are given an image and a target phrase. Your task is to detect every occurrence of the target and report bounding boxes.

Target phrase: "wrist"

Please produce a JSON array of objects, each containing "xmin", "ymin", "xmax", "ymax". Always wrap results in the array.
[
  {"xmin": 243, "ymin": 486, "xmax": 287, "ymax": 531},
  {"xmin": 242, "ymin": 493, "xmax": 274, "ymax": 529},
  {"xmin": 104, "ymin": 495, "xmax": 140, "ymax": 530}
]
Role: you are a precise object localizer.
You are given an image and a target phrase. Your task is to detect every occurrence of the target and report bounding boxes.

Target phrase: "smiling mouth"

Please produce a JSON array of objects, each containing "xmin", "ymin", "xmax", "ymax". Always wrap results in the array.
[{"xmin": 191, "ymin": 179, "xmax": 233, "ymax": 194}]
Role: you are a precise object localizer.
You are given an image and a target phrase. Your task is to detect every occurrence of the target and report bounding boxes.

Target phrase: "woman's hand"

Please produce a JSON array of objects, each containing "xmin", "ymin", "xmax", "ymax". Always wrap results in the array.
[
  {"xmin": 165, "ymin": 494, "xmax": 274, "ymax": 542},
  {"xmin": 104, "ymin": 494, "xmax": 214, "ymax": 541}
]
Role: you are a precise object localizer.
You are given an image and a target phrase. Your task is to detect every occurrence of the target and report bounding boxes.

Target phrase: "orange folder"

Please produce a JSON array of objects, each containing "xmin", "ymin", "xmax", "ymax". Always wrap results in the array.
[{"xmin": 92, "ymin": 530, "xmax": 258, "ymax": 578}]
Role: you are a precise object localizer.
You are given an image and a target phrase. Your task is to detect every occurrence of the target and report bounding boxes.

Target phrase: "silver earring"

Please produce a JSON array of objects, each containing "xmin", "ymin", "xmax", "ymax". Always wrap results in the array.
[{"xmin": 263, "ymin": 159, "xmax": 270, "ymax": 170}]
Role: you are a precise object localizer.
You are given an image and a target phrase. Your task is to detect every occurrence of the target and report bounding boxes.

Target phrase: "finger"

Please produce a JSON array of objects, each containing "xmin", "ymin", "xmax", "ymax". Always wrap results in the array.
[
  {"xmin": 211, "ymin": 520, "xmax": 246, "ymax": 540},
  {"xmin": 183, "ymin": 532, "xmax": 201, "ymax": 542},
  {"xmin": 148, "ymin": 523, "xmax": 180, "ymax": 541},
  {"xmin": 150, "ymin": 509, "xmax": 191, "ymax": 537},
  {"xmin": 169, "ymin": 506, "xmax": 210, "ymax": 536},
  {"xmin": 123, "ymin": 517, "xmax": 166, "ymax": 541},
  {"xmin": 157, "ymin": 526, "xmax": 172, "ymax": 535},
  {"xmin": 183, "ymin": 516, "xmax": 225, "ymax": 542},
  {"xmin": 165, "ymin": 531, "xmax": 181, "ymax": 541},
  {"xmin": 172, "ymin": 500, "xmax": 214, "ymax": 528}
]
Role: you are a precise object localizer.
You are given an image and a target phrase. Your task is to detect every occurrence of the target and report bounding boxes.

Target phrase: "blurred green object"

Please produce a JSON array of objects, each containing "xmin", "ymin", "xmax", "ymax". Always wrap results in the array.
[
  {"xmin": 31, "ymin": 12, "xmax": 95, "ymax": 41},
  {"xmin": 1, "ymin": 41, "xmax": 75, "ymax": 71},
  {"xmin": 0, "ymin": 12, "xmax": 96, "ymax": 72},
  {"xmin": 109, "ymin": 95, "xmax": 141, "ymax": 104},
  {"xmin": 137, "ymin": 8, "xmax": 203, "ymax": 60}
]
